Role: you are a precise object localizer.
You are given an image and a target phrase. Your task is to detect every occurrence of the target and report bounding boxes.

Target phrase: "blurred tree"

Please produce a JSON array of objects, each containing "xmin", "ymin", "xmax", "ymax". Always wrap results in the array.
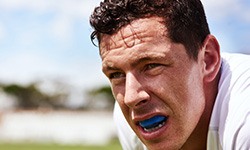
[
  {"xmin": 87, "ymin": 85, "xmax": 115, "ymax": 111},
  {"xmin": 1, "ymin": 83, "xmax": 68, "ymax": 110}
]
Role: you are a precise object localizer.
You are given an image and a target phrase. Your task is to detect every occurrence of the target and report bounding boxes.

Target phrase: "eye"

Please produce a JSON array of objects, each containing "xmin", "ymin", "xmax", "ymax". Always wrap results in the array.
[
  {"xmin": 143, "ymin": 63, "xmax": 166, "ymax": 76},
  {"xmin": 145, "ymin": 63, "xmax": 161, "ymax": 70},
  {"xmin": 109, "ymin": 72, "xmax": 125, "ymax": 79}
]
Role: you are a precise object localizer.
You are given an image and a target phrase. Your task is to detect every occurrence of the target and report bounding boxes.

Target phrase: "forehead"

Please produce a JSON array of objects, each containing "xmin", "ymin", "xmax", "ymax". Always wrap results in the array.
[{"xmin": 99, "ymin": 17, "xmax": 168, "ymax": 58}]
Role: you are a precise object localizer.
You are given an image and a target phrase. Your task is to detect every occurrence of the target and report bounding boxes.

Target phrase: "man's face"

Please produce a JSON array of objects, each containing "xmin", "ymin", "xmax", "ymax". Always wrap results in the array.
[{"xmin": 100, "ymin": 17, "xmax": 206, "ymax": 150}]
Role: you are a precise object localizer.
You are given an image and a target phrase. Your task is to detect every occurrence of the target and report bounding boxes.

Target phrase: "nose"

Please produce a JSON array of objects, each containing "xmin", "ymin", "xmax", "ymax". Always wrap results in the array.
[{"xmin": 124, "ymin": 72, "xmax": 150, "ymax": 108}]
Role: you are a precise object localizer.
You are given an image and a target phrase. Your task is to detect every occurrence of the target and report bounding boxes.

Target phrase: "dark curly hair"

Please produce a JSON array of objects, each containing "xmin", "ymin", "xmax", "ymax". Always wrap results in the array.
[{"xmin": 90, "ymin": 0, "xmax": 210, "ymax": 60}]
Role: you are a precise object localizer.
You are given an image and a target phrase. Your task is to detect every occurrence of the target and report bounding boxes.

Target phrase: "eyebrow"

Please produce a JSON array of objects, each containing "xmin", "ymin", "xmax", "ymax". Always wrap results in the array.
[
  {"xmin": 130, "ymin": 56, "xmax": 154, "ymax": 68},
  {"xmin": 102, "ymin": 65, "xmax": 119, "ymax": 72},
  {"xmin": 132, "ymin": 53, "xmax": 169, "ymax": 66}
]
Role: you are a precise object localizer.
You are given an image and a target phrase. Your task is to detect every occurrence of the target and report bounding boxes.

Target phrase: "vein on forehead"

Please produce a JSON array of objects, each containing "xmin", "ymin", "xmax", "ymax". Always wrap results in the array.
[
  {"xmin": 101, "ymin": 24, "xmax": 144, "ymax": 51},
  {"xmin": 100, "ymin": 17, "xmax": 166, "ymax": 53}
]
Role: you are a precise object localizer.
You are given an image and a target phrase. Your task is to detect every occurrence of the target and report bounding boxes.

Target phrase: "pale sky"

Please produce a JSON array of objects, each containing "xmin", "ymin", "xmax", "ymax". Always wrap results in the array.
[{"xmin": 0, "ymin": 0, "xmax": 249, "ymax": 91}]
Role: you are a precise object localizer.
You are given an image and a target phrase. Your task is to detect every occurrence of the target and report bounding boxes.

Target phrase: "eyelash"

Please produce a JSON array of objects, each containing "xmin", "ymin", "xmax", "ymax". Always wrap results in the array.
[
  {"xmin": 109, "ymin": 72, "xmax": 125, "ymax": 79},
  {"xmin": 108, "ymin": 63, "xmax": 162, "ymax": 79},
  {"xmin": 145, "ymin": 63, "xmax": 161, "ymax": 70}
]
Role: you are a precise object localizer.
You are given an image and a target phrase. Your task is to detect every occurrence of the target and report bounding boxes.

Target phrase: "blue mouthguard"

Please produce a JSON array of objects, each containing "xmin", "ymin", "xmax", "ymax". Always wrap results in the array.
[{"xmin": 139, "ymin": 115, "xmax": 166, "ymax": 128}]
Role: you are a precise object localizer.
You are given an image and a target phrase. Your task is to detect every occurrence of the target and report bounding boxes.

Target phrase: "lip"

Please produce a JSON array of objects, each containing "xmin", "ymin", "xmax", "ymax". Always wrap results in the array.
[{"xmin": 134, "ymin": 114, "xmax": 169, "ymax": 141}]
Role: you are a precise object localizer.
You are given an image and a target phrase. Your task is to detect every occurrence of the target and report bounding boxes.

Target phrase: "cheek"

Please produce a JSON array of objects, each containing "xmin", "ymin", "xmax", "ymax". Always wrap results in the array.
[
  {"xmin": 176, "ymin": 72, "xmax": 206, "ymax": 121},
  {"xmin": 153, "ymin": 68, "xmax": 205, "ymax": 110}
]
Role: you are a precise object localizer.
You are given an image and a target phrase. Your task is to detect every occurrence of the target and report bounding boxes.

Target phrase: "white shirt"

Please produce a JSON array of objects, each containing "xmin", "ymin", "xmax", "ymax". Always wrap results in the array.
[
  {"xmin": 207, "ymin": 53, "xmax": 250, "ymax": 150},
  {"xmin": 113, "ymin": 53, "xmax": 250, "ymax": 150}
]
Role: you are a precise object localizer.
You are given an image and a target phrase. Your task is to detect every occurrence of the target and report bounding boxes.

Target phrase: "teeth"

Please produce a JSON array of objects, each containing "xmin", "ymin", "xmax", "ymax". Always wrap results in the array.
[{"xmin": 143, "ymin": 121, "xmax": 166, "ymax": 132}]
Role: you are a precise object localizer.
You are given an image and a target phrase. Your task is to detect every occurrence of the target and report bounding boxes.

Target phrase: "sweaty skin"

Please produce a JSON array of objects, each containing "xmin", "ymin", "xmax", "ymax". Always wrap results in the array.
[{"xmin": 100, "ymin": 17, "xmax": 219, "ymax": 150}]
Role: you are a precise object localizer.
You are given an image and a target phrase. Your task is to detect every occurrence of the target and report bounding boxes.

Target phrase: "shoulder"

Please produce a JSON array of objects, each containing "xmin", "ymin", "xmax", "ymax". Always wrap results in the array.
[
  {"xmin": 219, "ymin": 53, "xmax": 250, "ymax": 105},
  {"xmin": 221, "ymin": 52, "xmax": 250, "ymax": 73},
  {"xmin": 212, "ymin": 52, "xmax": 250, "ymax": 149},
  {"xmin": 233, "ymin": 113, "xmax": 250, "ymax": 149},
  {"xmin": 220, "ymin": 53, "xmax": 250, "ymax": 113}
]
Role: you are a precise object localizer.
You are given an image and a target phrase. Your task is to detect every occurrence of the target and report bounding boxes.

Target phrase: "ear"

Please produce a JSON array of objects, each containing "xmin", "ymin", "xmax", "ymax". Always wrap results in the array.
[{"xmin": 201, "ymin": 35, "xmax": 221, "ymax": 83}]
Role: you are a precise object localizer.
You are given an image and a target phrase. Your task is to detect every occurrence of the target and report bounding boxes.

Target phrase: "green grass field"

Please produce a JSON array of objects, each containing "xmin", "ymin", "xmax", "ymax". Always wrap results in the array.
[{"xmin": 0, "ymin": 140, "xmax": 122, "ymax": 150}]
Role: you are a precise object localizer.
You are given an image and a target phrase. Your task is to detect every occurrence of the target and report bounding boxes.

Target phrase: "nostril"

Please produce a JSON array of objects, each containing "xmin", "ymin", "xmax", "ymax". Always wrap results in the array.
[{"xmin": 135, "ymin": 99, "xmax": 148, "ymax": 106}]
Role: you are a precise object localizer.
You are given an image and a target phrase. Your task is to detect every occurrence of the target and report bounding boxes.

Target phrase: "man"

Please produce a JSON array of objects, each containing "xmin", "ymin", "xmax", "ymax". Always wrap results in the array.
[{"xmin": 90, "ymin": 0, "xmax": 250, "ymax": 149}]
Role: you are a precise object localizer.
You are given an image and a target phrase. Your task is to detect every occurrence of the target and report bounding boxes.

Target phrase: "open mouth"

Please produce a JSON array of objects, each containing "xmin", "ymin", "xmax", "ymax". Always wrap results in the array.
[{"xmin": 138, "ymin": 115, "xmax": 168, "ymax": 132}]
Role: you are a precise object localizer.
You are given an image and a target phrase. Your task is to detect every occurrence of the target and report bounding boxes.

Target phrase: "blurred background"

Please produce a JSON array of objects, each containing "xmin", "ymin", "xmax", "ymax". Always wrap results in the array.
[{"xmin": 0, "ymin": 0, "xmax": 249, "ymax": 150}]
